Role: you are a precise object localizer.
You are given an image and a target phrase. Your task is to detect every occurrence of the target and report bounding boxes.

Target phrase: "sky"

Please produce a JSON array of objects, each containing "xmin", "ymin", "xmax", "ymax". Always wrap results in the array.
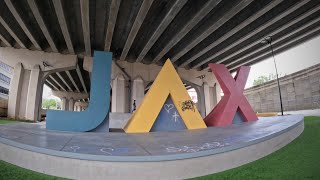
[
  {"xmin": 42, "ymin": 35, "xmax": 320, "ymax": 99},
  {"xmin": 245, "ymin": 35, "xmax": 320, "ymax": 88},
  {"xmin": 43, "ymin": 85, "xmax": 60, "ymax": 100}
]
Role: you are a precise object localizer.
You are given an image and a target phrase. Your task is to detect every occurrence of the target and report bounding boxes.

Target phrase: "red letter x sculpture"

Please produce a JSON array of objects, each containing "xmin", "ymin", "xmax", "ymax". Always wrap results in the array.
[{"xmin": 204, "ymin": 64, "xmax": 258, "ymax": 126}]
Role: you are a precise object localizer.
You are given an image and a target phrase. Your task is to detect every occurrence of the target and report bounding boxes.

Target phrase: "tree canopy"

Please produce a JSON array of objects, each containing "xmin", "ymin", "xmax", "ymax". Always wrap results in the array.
[
  {"xmin": 253, "ymin": 73, "xmax": 279, "ymax": 86},
  {"xmin": 42, "ymin": 99, "xmax": 57, "ymax": 109}
]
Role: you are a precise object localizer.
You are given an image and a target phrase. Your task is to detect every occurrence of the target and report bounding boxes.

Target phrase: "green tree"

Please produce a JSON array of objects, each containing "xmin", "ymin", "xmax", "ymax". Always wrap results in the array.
[
  {"xmin": 253, "ymin": 75, "xmax": 270, "ymax": 86},
  {"xmin": 253, "ymin": 73, "xmax": 281, "ymax": 86},
  {"xmin": 42, "ymin": 99, "xmax": 57, "ymax": 109}
]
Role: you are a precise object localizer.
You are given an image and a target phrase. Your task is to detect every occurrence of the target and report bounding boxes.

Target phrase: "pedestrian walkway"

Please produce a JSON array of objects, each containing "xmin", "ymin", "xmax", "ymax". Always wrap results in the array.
[{"xmin": 284, "ymin": 109, "xmax": 320, "ymax": 116}]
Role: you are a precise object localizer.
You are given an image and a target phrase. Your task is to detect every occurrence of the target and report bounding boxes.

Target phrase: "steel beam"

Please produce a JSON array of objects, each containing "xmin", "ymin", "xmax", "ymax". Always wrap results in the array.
[
  {"xmin": 231, "ymin": 31, "xmax": 320, "ymax": 73},
  {"xmin": 227, "ymin": 16, "xmax": 320, "ymax": 67},
  {"xmin": 104, "ymin": 0, "xmax": 121, "ymax": 51},
  {"xmin": 179, "ymin": 0, "xmax": 283, "ymax": 67},
  {"xmin": 0, "ymin": 16, "xmax": 26, "ymax": 48},
  {"xmin": 194, "ymin": 0, "xmax": 311, "ymax": 69},
  {"xmin": 53, "ymin": 0, "xmax": 74, "ymax": 54},
  {"xmin": 45, "ymin": 79, "xmax": 59, "ymax": 91},
  {"xmin": 229, "ymin": 25, "xmax": 320, "ymax": 71},
  {"xmin": 120, "ymin": 0, "xmax": 154, "ymax": 61},
  {"xmin": 80, "ymin": 0, "xmax": 91, "ymax": 56},
  {"xmin": 76, "ymin": 65, "xmax": 88, "ymax": 93},
  {"xmin": 66, "ymin": 70, "xmax": 80, "ymax": 93},
  {"xmin": 170, "ymin": 0, "xmax": 254, "ymax": 63},
  {"xmin": 203, "ymin": 3, "xmax": 320, "ymax": 70},
  {"xmin": 49, "ymin": 75, "xmax": 66, "ymax": 91},
  {"xmin": 152, "ymin": 0, "xmax": 222, "ymax": 63},
  {"xmin": 136, "ymin": 0, "xmax": 187, "ymax": 63},
  {"xmin": 4, "ymin": 0, "xmax": 41, "ymax": 50},
  {"xmin": 56, "ymin": 72, "xmax": 73, "ymax": 92},
  {"xmin": 27, "ymin": 0, "xmax": 58, "ymax": 52},
  {"xmin": 0, "ymin": 33, "xmax": 11, "ymax": 47}
]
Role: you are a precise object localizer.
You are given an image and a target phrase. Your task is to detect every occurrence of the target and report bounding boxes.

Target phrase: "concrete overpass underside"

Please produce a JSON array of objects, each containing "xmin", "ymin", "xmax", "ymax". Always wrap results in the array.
[
  {"xmin": 1, "ymin": 0, "xmax": 320, "ymax": 121},
  {"xmin": 0, "ymin": 0, "xmax": 319, "ymax": 69}
]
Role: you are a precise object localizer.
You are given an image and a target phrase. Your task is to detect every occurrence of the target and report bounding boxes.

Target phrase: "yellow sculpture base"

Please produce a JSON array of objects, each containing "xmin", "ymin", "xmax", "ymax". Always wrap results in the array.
[{"xmin": 124, "ymin": 59, "xmax": 207, "ymax": 133}]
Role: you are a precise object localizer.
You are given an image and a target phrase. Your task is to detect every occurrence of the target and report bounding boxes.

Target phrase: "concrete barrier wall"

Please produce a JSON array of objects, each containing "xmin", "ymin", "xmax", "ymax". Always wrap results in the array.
[
  {"xmin": 244, "ymin": 63, "xmax": 320, "ymax": 113},
  {"xmin": 0, "ymin": 119, "xmax": 304, "ymax": 180}
]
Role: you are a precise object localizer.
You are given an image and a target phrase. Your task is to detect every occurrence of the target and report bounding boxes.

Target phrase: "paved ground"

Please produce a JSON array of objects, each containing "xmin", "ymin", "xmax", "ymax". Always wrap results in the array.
[
  {"xmin": 0, "ymin": 115, "xmax": 303, "ymax": 161},
  {"xmin": 284, "ymin": 109, "xmax": 320, "ymax": 116}
]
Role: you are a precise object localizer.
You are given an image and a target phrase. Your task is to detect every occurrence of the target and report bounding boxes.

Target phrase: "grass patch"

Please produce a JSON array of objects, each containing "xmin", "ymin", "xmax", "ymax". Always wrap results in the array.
[
  {"xmin": 193, "ymin": 116, "xmax": 320, "ymax": 180},
  {"xmin": 0, "ymin": 160, "xmax": 66, "ymax": 180},
  {"xmin": 0, "ymin": 119, "xmax": 64, "ymax": 180},
  {"xmin": 0, "ymin": 117, "xmax": 319, "ymax": 179},
  {"xmin": 0, "ymin": 120, "xmax": 19, "ymax": 124}
]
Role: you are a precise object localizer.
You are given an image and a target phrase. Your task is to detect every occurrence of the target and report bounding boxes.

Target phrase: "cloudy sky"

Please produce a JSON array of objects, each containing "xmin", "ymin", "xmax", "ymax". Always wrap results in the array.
[
  {"xmin": 246, "ymin": 35, "xmax": 320, "ymax": 88},
  {"xmin": 43, "ymin": 85, "xmax": 60, "ymax": 100}
]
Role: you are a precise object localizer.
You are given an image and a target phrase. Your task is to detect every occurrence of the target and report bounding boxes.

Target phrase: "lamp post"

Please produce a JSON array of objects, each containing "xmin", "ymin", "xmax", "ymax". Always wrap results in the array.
[{"xmin": 261, "ymin": 36, "xmax": 284, "ymax": 116}]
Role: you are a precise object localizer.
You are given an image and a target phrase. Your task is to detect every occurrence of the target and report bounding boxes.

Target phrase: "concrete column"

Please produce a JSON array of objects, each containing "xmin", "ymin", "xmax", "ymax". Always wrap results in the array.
[
  {"xmin": 8, "ymin": 63, "xmax": 24, "ymax": 119},
  {"xmin": 203, "ymin": 82, "xmax": 213, "ymax": 116},
  {"xmin": 131, "ymin": 76, "xmax": 144, "ymax": 112},
  {"xmin": 198, "ymin": 86, "xmax": 206, "ymax": 118},
  {"xmin": 203, "ymin": 82, "xmax": 222, "ymax": 116},
  {"xmin": 215, "ymin": 82, "xmax": 222, "ymax": 104},
  {"xmin": 25, "ymin": 65, "xmax": 42, "ymax": 121},
  {"xmin": 111, "ymin": 74, "xmax": 127, "ymax": 113},
  {"xmin": 61, "ymin": 97, "xmax": 68, "ymax": 111},
  {"xmin": 68, "ymin": 98, "xmax": 74, "ymax": 112},
  {"xmin": 202, "ymin": 82, "xmax": 221, "ymax": 115}
]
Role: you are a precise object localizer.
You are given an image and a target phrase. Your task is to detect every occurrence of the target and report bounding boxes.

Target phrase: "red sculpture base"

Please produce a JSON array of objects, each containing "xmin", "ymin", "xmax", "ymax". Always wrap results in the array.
[{"xmin": 204, "ymin": 64, "xmax": 258, "ymax": 126}]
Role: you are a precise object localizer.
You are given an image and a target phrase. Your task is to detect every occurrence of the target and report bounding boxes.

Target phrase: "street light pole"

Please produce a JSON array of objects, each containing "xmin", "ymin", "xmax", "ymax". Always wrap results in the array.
[{"xmin": 261, "ymin": 36, "xmax": 284, "ymax": 116}]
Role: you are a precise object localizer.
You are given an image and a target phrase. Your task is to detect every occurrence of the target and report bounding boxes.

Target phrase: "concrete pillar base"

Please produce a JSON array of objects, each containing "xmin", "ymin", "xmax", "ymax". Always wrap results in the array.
[
  {"xmin": 68, "ymin": 98, "xmax": 74, "ymax": 112},
  {"xmin": 131, "ymin": 77, "xmax": 144, "ymax": 112},
  {"xmin": 112, "ymin": 74, "xmax": 127, "ymax": 113},
  {"xmin": 8, "ymin": 63, "xmax": 43, "ymax": 121}
]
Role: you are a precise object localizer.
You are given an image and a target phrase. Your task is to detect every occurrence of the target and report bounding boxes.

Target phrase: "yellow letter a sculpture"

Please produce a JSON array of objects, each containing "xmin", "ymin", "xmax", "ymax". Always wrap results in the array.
[{"xmin": 124, "ymin": 59, "xmax": 207, "ymax": 133}]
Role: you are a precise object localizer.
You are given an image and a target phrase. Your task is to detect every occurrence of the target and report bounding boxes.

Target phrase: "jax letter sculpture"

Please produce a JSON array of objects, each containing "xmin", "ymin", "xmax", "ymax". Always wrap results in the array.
[
  {"xmin": 124, "ymin": 59, "xmax": 207, "ymax": 133},
  {"xmin": 46, "ymin": 51, "xmax": 112, "ymax": 132},
  {"xmin": 204, "ymin": 64, "xmax": 258, "ymax": 126}
]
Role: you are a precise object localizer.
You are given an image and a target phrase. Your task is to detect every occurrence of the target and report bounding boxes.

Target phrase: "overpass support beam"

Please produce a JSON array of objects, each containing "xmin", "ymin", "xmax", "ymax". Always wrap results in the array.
[
  {"xmin": 203, "ymin": 82, "xmax": 221, "ymax": 116},
  {"xmin": 8, "ymin": 63, "xmax": 24, "ymax": 119},
  {"xmin": 25, "ymin": 65, "xmax": 42, "ymax": 120},
  {"xmin": 131, "ymin": 77, "xmax": 144, "ymax": 112},
  {"xmin": 68, "ymin": 98, "xmax": 74, "ymax": 112},
  {"xmin": 3, "ymin": 48, "xmax": 77, "ymax": 121},
  {"xmin": 8, "ymin": 63, "xmax": 43, "ymax": 121},
  {"xmin": 74, "ymin": 101, "xmax": 88, "ymax": 112},
  {"xmin": 197, "ymin": 86, "xmax": 206, "ymax": 118},
  {"xmin": 51, "ymin": 91, "xmax": 88, "ymax": 112},
  {"xmin": 112, "ymin": 74, "xmax": 127, "ymax": 113},
  {"xmin": 61, "ymin": 97, "xmax": 68, "ymax": 111}
]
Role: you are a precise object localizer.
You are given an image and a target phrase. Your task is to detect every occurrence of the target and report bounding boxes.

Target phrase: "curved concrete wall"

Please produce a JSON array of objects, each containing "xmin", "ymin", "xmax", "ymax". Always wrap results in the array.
[
  {"xmin": 245, "ymin": 63, "xmax": 320, "ymax": 112},
  {"xmin": 0, "ymin": 122, "xmax": 303, "ymax": 180}
]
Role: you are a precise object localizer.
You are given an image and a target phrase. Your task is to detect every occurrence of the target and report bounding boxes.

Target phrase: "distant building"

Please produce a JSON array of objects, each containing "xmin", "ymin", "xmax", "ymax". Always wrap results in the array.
[
  {"xmin": 0, "ymin": 61, "xmax": 12, "ymax": 116},
  {"xmin": 0, "ymin": 61, "xmax": 12, "ymax": 97}
]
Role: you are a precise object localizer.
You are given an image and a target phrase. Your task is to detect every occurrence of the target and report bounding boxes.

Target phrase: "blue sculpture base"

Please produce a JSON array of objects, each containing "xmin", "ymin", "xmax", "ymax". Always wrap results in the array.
[
  {"xmin": 233, "ymin": 110, "xmax": 245, "ymax": 125},
  {"xmin": 151, "ymin": 96, "xmax": 187, "ymax": 132}
]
